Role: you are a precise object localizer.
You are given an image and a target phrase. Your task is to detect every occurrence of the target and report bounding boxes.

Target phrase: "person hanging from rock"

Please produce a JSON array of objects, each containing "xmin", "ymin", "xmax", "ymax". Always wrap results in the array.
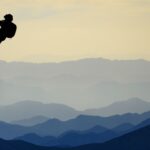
[{"xmin": 0, "ymin": 14, "xmax": 17, "ymax": 43}]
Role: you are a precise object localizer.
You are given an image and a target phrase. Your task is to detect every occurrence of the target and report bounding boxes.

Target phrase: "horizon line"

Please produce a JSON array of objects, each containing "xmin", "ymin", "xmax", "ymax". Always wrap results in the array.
[{"xmin": 0, "ymin": 57, "xmax": 150, "ymax": 64}]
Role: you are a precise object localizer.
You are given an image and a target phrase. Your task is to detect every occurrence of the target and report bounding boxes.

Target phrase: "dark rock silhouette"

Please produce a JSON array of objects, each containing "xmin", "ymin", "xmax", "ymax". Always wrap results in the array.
[{"xmin": 0, "ymin": 14, "xmax": 17, "ymax": 43}]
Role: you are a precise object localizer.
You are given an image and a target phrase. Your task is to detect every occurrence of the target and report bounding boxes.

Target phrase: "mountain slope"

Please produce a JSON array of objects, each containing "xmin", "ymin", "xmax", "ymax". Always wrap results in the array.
[
  {"xmin": 15, "ymin": 133, "xmax": 58, "ymax": 147},
  {"xmin": 15, "ymin": 125, "xmax": 113, "ymax": 147},
  {"xmin": 112, "ymin": 123, "xmax": 134, "ymax": 133},
  {"xmin": 11, "ymin": 116, "xmax": 49, "ymax": 126},
  {"xmin": 73, "ymin": 125, "xmax": 150, "ymax": 150},
  {"xmin": 0, "ymin": 101, "xmax": 79, "ymax": 122},
  {"xmin": 84, "ymin": 97, "xmax": 150, "ymax": 116}
]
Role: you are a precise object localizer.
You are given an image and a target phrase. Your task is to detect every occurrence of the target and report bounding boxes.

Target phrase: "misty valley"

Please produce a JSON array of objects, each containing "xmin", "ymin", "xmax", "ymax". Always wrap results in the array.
[{"xmin": 0, "ymin": 58, "xmax": 150, "ymax": 150}]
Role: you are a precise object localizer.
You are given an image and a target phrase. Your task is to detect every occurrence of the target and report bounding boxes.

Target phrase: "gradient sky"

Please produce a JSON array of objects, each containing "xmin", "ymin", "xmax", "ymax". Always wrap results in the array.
[{"xmin": 0, "ymin": 0, "xmax": 150, "ymax": 62}]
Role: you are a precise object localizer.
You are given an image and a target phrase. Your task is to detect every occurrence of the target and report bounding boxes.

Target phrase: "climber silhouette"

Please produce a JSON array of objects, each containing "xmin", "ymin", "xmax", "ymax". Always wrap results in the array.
[{"xmin": 0, "ymin": 14, "xmax": 17, "ymax": 43}]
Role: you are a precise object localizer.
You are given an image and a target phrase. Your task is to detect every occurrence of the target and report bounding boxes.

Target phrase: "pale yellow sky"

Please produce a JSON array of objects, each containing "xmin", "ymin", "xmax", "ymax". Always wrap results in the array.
[{"xmin": 0, "ymin": 0, "xmax": 150, "ymax": 62}]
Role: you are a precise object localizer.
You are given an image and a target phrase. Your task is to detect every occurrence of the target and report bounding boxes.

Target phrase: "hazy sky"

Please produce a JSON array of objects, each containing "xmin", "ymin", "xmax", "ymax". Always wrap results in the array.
[{"xmin": 0, "ymin": 0, "xmax": 150, "ymax": 62}]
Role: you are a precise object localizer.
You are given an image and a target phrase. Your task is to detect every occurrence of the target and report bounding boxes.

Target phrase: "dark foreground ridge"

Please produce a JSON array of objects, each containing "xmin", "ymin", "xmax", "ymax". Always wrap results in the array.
[
  {"xmin": 0, "ymin": 125, "xmax": 150, "ymax": 150},
  {"xmin": 72, "ymin": 125, "xmax": 150, "ymax": 150}
]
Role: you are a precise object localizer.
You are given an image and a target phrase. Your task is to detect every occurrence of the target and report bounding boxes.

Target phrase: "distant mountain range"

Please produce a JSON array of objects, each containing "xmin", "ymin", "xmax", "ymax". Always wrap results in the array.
[
  {"xmin": 14, "ymin": 125, "xmax": 112, "ymax": 147},
  {"xmin": 1, "ymin": 58, "xmax": 150, "ymax": 149},
  {"xmin": 0, "ymin": 101, "xmax": 79, "ymax": 122},
  {"xmin": 84, "ymin": 97, "xmax": 150, "ymax": 116},
  {"xmin": 0, "ymin": 110, "xmax": 150, "ymax": 139},
  {"xmin": 15, "ymin": 129, "xmax": 118, "ymax": 147},
  {"xmin": 14, "ymin": 117, "xmax": 150, "ymax": 147},
  {"xmin": 0, "ymin": 125, "xmax": 150, "ymax": 150},
  {"xmin": 0, "ymin": 58, "xmax": 150, "ymax": 109},
  {"xmin": 0, "ymin": 98, "xmax": 149, "ymax": 122}
]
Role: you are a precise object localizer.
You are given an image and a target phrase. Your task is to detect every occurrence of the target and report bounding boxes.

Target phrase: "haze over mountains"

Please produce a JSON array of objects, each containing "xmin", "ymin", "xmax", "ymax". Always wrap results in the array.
[
  {"xmin": 0, "ymin": 58, "xmax": 150, "ymax": 109},
  {"xmin": 0, "ymin": 58, "xmax": 150, "ymax": 149},
  {"xmin": 0, "ymin": 98, "xmax": 149, "ymax": 122},
  {"xmin": 0, "ymin": 101, "xmax": 78, "ymax": 122},
  {"xmin": 84, "ymin": 97, "xmax": 150, "ymax": 116}
]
